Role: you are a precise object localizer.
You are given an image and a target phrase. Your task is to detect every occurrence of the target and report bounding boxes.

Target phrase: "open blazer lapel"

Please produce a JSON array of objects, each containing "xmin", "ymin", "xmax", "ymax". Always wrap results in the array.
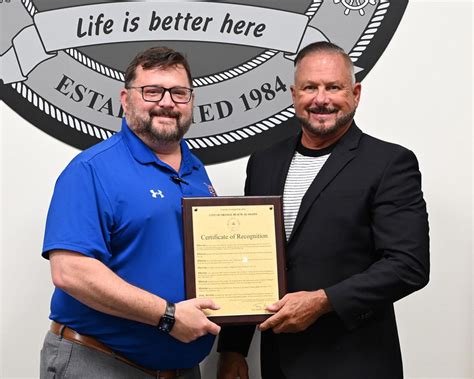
[{"xmin": 288, "ymin": 123, "xmax": 363, "ymax": 242}]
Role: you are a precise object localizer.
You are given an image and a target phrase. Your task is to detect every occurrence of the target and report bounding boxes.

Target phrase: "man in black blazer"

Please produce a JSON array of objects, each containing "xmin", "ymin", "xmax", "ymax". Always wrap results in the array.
[{"xmin": 217, "ymin": 41, "xmax": 429, "ymax": 379}]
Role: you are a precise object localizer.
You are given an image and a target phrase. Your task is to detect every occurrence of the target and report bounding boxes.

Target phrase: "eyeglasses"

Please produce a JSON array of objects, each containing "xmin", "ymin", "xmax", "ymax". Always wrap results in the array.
[{"xmin": 126, "ymin": 85, "xmax": 193, "ymax": 104}]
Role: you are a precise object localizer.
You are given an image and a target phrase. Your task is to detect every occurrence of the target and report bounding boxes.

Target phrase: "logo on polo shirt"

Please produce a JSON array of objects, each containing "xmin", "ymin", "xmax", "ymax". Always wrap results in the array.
[
  {"xmin": 150, "ymin": 189, "xmax": 164, "ymax": 199},
  {"xmin": 1, "ymin": 0, "xmax": 407, "ymax": 164},
  {"xmin": 206, "ymin": 183, "xmax": 217, "ymax": 197}
]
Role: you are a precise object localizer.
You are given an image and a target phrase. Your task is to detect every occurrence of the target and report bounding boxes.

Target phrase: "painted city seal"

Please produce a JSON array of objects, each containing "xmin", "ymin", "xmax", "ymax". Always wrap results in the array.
[{"xmin": 0, "ymin": 0, "xmax": 408, "ymax": 164}]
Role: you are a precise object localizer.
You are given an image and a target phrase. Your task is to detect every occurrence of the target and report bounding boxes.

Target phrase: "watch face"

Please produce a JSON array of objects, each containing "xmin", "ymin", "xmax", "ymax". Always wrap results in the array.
[{"xmin": 158, "ymin": 315, "xmax": 175, "ymax": 333}]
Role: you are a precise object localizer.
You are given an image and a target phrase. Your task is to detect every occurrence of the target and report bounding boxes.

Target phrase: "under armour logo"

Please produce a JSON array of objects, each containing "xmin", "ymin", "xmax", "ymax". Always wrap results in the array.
[{"xmin": 150, "ymin": 189, "xmax": 164, "ymax": 199}]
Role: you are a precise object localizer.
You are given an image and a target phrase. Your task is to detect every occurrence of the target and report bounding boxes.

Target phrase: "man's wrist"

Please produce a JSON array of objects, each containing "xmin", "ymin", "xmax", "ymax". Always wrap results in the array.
[{"xmin": 316, "ymin": 289, "xmax": 333, "ymax": 315}]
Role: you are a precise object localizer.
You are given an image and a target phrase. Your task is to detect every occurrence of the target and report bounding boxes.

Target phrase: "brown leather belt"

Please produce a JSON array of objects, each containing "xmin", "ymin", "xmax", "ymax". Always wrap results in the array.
[{"xmin": 50, "ymin": 321, "xmax": 191, "ymax": 378}]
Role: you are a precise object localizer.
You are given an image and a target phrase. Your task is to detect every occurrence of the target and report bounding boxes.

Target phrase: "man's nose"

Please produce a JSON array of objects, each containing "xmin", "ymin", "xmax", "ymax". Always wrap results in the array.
[
  {"xmin": 157, "ymin": 90, "xmax": 175, "ymax": 107},
  {"xmin": 313, "ymin": 89, "xmax": 329, "ymax": 105}
]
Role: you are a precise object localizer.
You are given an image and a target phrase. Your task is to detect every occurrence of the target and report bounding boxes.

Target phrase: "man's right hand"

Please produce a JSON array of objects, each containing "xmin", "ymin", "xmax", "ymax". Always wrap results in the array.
[
  {"xmin": 217, "ymin": 352, "xmax": 249, "ymax": 379},
  {"xmin": 171, "ymin": 298, "xmax": 221, "ymax": 343}
]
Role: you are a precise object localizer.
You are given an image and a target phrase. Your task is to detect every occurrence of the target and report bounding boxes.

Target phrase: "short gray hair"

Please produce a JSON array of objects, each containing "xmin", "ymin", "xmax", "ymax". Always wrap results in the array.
[{"xmin": 294, "ymin": 41, "xmax": 355, "ymax": 84}]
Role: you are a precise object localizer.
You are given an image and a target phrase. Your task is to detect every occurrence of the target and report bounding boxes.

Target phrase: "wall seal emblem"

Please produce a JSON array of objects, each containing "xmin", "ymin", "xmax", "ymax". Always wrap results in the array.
[{"xmin": 0, "ymin": 0, "xmax": 408, "ymax": 164}]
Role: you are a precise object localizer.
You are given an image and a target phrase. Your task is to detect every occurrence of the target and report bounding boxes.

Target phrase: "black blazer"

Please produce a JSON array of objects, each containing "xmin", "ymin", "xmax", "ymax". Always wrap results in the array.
[{"xmin": 218, "ymin": 124, "xmax": 430, "ymax": 379}]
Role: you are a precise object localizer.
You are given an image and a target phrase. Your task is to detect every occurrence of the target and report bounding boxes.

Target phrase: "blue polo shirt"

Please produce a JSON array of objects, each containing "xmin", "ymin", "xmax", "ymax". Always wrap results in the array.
[{"xmin": 42, "ymin": 119, "xmax": 216, "ymax": 370}]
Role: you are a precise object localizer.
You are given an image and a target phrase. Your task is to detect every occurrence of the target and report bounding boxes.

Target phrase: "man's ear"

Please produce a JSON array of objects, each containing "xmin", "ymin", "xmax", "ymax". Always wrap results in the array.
[
  {"xmin": 120, "ymin": 88, "xmax": 129, "ymax": 115},
  {"xmin": 353, "ymin": 83, "xmax": 362, "ymax": 106},
  {"xmin": 290, "ymin": 84, "xmax": 296, "ymax": 105}
]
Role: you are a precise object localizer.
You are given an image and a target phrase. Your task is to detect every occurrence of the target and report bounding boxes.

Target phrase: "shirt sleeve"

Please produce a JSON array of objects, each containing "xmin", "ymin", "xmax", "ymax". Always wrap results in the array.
[
  {"xmin": 217, "ymin": 325, "xmax": 256, "ymax": 356},
  {"xmin": 42, "ymin": 160, "xmax": 114, "ymax": 261}
]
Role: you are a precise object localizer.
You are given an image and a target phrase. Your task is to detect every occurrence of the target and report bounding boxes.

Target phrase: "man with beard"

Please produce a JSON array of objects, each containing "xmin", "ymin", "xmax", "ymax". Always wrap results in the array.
[
  {"xmin": 40, "ymin": 47, "xmax": 220, "ymax": 379},
  {"xmin": 217, "ymin": 41, "xmax": 430, "ymax": 378}
]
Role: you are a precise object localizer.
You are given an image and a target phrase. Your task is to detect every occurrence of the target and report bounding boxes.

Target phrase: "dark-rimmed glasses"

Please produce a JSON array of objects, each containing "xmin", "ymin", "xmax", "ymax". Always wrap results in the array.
[{"xmin": 126, "ymin": 85, "xmax": 193, "ymax": 104}]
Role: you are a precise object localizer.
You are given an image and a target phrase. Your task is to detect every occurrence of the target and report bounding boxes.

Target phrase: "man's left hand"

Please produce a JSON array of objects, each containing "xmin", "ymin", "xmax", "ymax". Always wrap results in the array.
[{"xmin": 258, "ymin": 290, "xmax": 332, "ymax": 333}]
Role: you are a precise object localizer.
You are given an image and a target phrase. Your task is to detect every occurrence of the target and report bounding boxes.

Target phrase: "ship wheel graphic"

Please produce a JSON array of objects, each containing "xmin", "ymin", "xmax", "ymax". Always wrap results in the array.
[{"xmin": 334, "ymin": 0, "xmax": 377, "ymax": 16}]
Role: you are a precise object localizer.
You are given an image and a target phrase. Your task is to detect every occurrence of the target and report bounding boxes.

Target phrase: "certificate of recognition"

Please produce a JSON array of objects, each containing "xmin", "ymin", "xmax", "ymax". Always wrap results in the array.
[{"xmin": 182, "ymin": 196, "xmax": 286, "ymax": 324}]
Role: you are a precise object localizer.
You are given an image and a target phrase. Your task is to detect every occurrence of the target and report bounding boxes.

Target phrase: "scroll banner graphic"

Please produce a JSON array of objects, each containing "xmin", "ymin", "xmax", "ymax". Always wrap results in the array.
[
  {"xmin": 2, "ymin": 3, "xmax": 316, "ymax": 84},
  {"xmin": 0, "ymin": 0, "xmax": 409, "ymax": 164}
]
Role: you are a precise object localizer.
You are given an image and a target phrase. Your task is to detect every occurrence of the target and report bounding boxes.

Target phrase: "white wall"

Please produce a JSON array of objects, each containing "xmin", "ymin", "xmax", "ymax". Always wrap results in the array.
[{"xmin": 1, "ymin": 1, "xmax": 472, "ymax": 378}]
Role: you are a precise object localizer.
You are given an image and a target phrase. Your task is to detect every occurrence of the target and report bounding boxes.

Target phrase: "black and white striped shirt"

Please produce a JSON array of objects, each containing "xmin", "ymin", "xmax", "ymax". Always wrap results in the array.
[{"xmin": 283, "ymin": 142, "xmax": 335, "ymax": 240}]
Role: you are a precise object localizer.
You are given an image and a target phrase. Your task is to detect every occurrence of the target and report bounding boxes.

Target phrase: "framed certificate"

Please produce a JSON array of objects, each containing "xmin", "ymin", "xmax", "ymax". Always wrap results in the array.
[{"xmin": 182, "ymin": 196, "xmax": 286, "ymax": 324}]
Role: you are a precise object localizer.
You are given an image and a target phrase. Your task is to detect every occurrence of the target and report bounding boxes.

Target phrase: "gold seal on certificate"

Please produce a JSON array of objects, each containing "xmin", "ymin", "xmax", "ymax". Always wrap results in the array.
[{"xmin": 182, "ymin": 196, "xmax": 286, "ymax": 324}]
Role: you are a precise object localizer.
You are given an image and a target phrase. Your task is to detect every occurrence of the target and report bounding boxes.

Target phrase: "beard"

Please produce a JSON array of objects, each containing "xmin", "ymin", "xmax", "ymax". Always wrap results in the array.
[
  {"xmin": 297, "ymin": 106, "xmax": 356, "ymax": 138},
  {"xmin": 128, "ymin": 107, "xmax": 192, "ymax": 144}
]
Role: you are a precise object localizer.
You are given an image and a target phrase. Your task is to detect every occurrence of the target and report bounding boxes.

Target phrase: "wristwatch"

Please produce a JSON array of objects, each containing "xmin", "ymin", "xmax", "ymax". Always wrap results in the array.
[{"xmin": 157, "ymin": 301, "xmax": 176, "ymax": 333}]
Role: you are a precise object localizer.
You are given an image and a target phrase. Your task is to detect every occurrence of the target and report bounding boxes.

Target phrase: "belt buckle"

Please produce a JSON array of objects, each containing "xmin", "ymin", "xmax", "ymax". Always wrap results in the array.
[{"xmin": 158, "ymin": 369, "xmax": 179, "ymax": 379}]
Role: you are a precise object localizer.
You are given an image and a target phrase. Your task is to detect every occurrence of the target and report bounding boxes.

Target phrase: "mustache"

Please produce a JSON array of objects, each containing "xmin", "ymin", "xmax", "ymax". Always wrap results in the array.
[
  {"xmin": 308, "ymin": 106, "xmax": 337, "ymax": 114},
  {"xmin": 149, "ymin": 109, "xmax": 180, "ymax": 118}
]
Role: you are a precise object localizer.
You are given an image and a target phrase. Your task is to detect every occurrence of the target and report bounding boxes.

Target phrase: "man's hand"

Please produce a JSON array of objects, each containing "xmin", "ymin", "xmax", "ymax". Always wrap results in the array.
[
  {"xmin": 170, "ymin": 298, "xmax": 221, "ymax": 343},
  {"xmin": 258, "ymin": 290, "xmax": 332, "ymax": 333},
  {"xmin": 217, "ymin": 352, "xmax": 249, "ymax": 379}
]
